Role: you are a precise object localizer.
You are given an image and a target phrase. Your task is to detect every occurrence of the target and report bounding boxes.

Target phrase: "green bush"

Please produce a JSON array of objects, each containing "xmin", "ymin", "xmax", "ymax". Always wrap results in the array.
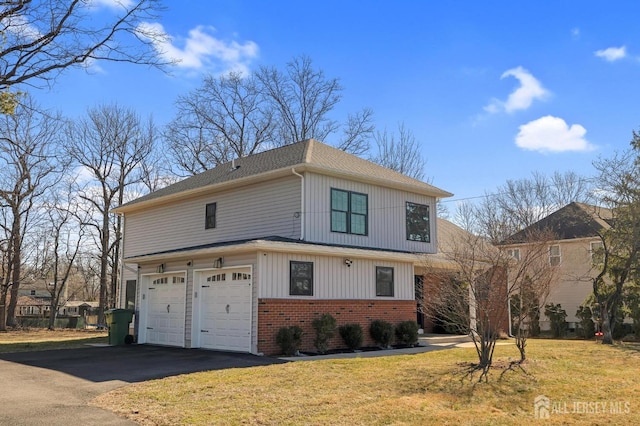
[
  {"xmin": 395, "ymin": 321, "xmax": 419, "ymax": 346},
  {"xmin": 339, "ymin": 323, "xmax": 364, "ymax": 351},
  {"xmin": 276, "ymin": 325, "xmax": 304, "ymax": 356},
  {"xmin": 575, "ymin": 305, "xmax": 595, "ymax": 339},
  {"xmin": 545, "ymin": 303, "xmax": 568, "ymax": 338},
  {"xmin": 370, "ymin": 319, "xmax": 394, "ymax": 348},
  {"xmin": 312, "ymin": 313, "xmax": 337, "ymax": 354}
]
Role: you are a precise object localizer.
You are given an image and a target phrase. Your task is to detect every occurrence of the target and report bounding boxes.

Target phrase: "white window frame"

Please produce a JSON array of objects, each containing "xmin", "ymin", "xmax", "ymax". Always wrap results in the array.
[{"xmin": 549, "ymin": 244, "xmax": 561, "ymax": 266}]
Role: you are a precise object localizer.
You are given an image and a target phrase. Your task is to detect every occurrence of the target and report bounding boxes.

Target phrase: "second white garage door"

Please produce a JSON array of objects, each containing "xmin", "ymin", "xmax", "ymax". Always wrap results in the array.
[{"xmin": 198, "ymin": 268, "xmax": 252, "ymax": 352}]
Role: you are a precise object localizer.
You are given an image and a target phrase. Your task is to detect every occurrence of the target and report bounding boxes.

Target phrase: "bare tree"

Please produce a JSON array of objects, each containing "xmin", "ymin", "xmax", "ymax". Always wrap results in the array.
[
  {"xmin": 502, "ymin": 229, "xmax": 557, "ymax": 363},
  {"xmin": 32, "ymin": 192, "xmax": 85, "ymax": 330},
  {"xmin": 478, "ymin": 171, "xmax": 593, "ymax": 244},
  {"xmin": 0, "ymin": 0, "xmax": 166, "ymax": 109},
  {"xmin": 423, "ymin": 217, "xmax": 509, "ymax": 382},
  {"xmin": 66, "ymin": 103, "xmax": 156, "ymax": 324},
  {"xmin": 590, "ymin": 141, "xmax": 640, "ymax": 344},
  {"xmin": 370, "ymin": 122, "xmax": 426, "ymax": 180},
  {"xmin": 166, "ymin": 72, "xmax": 275, "ymax": 175},
  {"xmin": 0, "ymin": 97, "xmax": 63, "ymax": 330},
  {"xmin": 256, "ymin": 55, "xmax": 374, "ymax": 154}
]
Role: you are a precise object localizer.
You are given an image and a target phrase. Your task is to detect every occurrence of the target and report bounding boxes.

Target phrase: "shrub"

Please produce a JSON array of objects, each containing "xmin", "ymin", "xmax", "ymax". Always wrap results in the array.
[
  {"xmin": 575, "ymin": 305, "xmax": 595, "ymax": 339},
  {"xmin": 395, "ymin": 321, "xmax": 419, "ymax": 346},
  {"xmin": 339, "ymin": 323, "xmax": 364, "ymax": 351},
  {"xmin": 312, "ymin": 313, "xmax": 337, "ymax": 354},
  {"xmin": 276, "ymin": 325, "xmax": 304, "ymax": 356},
  {"xmin": 545, "ymin": 303, "xmax": 568, "ymax": 338},
  {"xmin": 370, "ymin": 319, "xmax": 394, "ymax": 348}
]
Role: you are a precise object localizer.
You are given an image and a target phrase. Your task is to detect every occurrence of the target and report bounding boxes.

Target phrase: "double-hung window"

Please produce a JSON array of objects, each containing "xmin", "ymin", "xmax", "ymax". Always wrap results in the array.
[
  {"xmin": 331, "ymin": 188, "xmax": 368, "ymax": 235},
  {"xmin": 549, "ymin": 245, "xmax": 561, "ymax": 266}
]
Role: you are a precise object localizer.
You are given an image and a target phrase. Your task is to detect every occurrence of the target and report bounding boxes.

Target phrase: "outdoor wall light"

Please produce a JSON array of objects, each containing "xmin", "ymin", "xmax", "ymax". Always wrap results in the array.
[
  {"xmin": 156, "ymin": 263, "xmax": 165, "ymax": 273},
  {"xmin": 344, "ymin": 258, "xmax": 353, "ymax": 267},
  {"xmin": 214, "ymin": 257, "xmax": 224, "ymax": 268}
]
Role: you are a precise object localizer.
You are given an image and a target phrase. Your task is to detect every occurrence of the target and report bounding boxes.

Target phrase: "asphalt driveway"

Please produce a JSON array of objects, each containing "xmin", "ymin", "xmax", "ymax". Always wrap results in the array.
[{"xmin": 0, "ymin": 345, "xmax": 283, "ymax": 425}]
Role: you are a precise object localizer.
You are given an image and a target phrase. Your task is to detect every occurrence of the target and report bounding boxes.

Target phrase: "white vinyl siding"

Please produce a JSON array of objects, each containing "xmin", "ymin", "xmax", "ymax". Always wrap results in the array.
[
  {"xmin": 258, "ymin": 251, "xmax": 414, "ymax": 300},
  {"xmin": 124, "ymin": 176, "xmax": 301, "ymax": 258},
  {"xmin": 304, "ymin": 173, "xmax": 437, "ymax": 253}
]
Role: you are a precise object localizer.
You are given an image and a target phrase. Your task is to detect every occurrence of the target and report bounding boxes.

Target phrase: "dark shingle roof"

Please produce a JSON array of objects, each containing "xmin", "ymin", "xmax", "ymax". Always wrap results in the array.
[
  {"xmin": 116, "ymin": 139, "xmax": 452, "ymax": 212},
  {"xmin": 505, "ymin": 202, "xmax": 612, "ymax": 244}
]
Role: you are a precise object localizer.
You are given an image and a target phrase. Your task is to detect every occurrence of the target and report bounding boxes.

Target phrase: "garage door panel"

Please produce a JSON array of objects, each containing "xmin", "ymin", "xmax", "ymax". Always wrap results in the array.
[
  {"xmin": 145, "ymin": 275, "xmax": 186, "ymax": 347},
  {"xmin": 198, "ymin": 269, "xmax": 252, "ymax": 352}
]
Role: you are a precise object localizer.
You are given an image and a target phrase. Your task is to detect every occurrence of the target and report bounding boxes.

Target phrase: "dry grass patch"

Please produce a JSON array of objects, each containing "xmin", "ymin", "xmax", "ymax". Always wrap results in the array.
[
  {"xmin": 94, "ymin": 340, "xmax": 640, "ymax": 425},
  {"xmin": 0, "ymin": 328, "xmax": 107, "ymax": 352}
]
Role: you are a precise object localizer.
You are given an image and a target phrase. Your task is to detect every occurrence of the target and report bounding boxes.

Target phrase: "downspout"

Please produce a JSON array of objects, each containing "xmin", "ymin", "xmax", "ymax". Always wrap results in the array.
[
  {"xmin": 291, "ymin": 168, "xmax": 305, "ymax": 240},
  {"xmin": 507, "ymin": 274, "xmax": 514, "ymax": 337},
  {"xmin": 118, "ymin": 212, "xmax": 126, "ymax": 309}
]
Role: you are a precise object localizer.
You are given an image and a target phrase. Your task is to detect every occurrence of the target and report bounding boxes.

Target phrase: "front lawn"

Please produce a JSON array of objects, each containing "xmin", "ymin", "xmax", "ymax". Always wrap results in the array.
[
  {"xmin": 93, "ymin": 339, "xmax": 640, "ymax": 425},
  {"xmin": 0, "ymin": 329, "xmax": 107, "ymax": 353}
]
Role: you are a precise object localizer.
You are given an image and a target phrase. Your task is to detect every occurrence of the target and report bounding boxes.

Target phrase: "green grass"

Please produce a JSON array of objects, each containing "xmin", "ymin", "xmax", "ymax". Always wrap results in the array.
[
  {"xmin": 93, "ymin": 339, "xmax": 640, "ymax": 425},
  {"xmin": 0, "ymin": 329, "xmax": 107, "ymax": 353}
]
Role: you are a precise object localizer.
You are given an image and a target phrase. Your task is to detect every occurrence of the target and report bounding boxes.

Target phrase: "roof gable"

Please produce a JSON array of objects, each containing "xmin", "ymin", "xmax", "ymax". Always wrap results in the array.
[
  {"xmin": 116, "ymin": 139, "xmax": 452, "ymax": 212},
  {"xmin": 505, "ymin": 202, "xmax": 612, "ymax": 243}
]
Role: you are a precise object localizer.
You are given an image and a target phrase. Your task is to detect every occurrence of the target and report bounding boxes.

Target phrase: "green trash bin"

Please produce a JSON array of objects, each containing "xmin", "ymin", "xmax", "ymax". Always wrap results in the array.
[{"xmin": 105, "ymin": 309, "xmax": 134, "ymax": 345}]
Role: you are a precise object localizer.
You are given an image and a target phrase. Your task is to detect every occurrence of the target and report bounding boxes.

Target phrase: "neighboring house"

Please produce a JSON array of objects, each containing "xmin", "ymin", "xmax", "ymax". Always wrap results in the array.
[
  {"xmin": 501, "ymin": 202, "xmax": 612, "ymax": 331},
  {"xmin": 113, "ymin": 139, "xmax": 452, "ymax": 355},
  {"xmin": 16, "ymin": 296, "xmax": 51, "ymax": 316},
  {"xmin": 59, "ymin": 301, "xmax": 100, "ymax": 317}
]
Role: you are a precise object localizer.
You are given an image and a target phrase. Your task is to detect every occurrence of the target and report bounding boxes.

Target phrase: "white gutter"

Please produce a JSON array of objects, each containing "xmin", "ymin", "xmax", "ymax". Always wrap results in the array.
[
  {"xmin": 118, "ymin": 212, "xmax": 126, "ymax": 309},
  {"xmin": 291, "ymin": 168, "xmax": 305, "ymax": 240}
]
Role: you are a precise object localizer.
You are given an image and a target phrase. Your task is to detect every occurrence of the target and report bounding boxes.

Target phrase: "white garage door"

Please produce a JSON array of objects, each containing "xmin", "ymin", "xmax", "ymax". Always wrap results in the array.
[
  {"xmin": 145, "ymin": 274, "xmax": 186, "ymax": 347},
  {"xmin": 199, "ymin": 269, "xmax": 252, "ymax": 352}
]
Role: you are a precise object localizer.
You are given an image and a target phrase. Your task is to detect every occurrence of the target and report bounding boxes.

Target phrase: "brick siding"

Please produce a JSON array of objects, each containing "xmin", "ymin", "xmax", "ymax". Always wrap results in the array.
[{"xmin": 257, "ymin": 298, "xmax": 416, "ymax": 356}]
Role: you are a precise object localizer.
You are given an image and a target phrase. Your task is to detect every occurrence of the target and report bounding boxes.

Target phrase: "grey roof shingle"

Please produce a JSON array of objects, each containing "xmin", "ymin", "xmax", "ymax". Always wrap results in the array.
[
  {"xmin": 504, "ymin": 202, "xmax": 612, "ymax": 244},
  {"xmin": 117, "ymin": 139, "xmax": 452, "ymax": 211}
]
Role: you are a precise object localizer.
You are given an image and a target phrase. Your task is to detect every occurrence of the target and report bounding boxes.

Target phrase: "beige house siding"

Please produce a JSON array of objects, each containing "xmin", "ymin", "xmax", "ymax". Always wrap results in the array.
[
  {"xmin": 304, "ymin": 172, "xmax": 437, "ymax": 253},
  {"xmin": 506, "ymin": 237, "xmax": 600, "ymax": 330},
  {"xmin": 541, "ymin": 237, "xmax": 600, "ymax": 328},
  {"xmin": 258, "ymin": 250, "xmax": 415, "ymax": 300},
  {"xmin": 123, "ymin": 176, "xmax": 301, "ymax": 258}
]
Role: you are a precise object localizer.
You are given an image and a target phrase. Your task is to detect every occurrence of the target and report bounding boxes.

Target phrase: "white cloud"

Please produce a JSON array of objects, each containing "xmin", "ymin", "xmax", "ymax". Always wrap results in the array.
[
  {"xmin": 136, "ymin": 22, "xmax": 259, "ymax": 74},
  {"xmin": 515, "ymin": 115, "xmax": 595, "ymax": 153},
  {"xmin": 88, "ymin": 0, "xmax": 135, "ymax": 9},
  {"xmin": 571, "ymin": 27, "xmax": 580, "ymax": 40},
  {"xmin": 594, "ymin": 46, "xmax": 626, "ymax": 62},
  {"xmin": 484, "ymin": 66, "xmax": 550, "ymax": 114}
]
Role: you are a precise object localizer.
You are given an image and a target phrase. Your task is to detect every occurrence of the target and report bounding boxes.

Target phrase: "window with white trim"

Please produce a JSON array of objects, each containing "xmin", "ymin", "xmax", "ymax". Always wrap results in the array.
[
  {"xmin": 507, "ymin": 248, "xmax": 520, "ymax": 261},
  {"xmin": 549, "ymin": 245, "xmax": 561, "ymax": 266},
  {"xmin": 591, "ymin": 241, "xmax": 604, "ymax": 266}
]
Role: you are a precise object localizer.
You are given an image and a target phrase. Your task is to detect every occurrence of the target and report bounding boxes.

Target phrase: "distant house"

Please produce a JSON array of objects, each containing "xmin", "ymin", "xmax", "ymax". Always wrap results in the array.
[
  {"xmin": 501, "ymin": 202, "xmax": 611, "ymax": 330},
  {"xmin": 113, "ymin": 139, "xmax": 453, "ymax": 355},
  {"xmin": 16, "ymin": 296, "xmax": 51, "ymax": 317}
]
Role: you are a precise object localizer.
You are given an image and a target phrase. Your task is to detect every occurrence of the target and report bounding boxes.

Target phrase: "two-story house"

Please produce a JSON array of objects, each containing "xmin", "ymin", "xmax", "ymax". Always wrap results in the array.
[
  {"xmin": 501, "ymin": 202, "xmax": 612, "ymax": 331},
  {"xmin": 113, "ymin": 139, "xmax": 452, "ymax": 355}
]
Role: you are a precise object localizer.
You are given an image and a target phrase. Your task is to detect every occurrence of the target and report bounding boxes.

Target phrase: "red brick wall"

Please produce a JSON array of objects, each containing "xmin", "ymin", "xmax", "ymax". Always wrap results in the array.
[{"xmin": 257, "ymin": 298, "xmax": 416, "ymax": 356}]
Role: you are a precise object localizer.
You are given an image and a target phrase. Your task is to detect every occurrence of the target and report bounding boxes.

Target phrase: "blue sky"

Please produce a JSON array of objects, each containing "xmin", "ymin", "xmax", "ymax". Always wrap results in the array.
[{"xmin": 33, "ymin": 1, "xmax": 640, "ymax": 205}]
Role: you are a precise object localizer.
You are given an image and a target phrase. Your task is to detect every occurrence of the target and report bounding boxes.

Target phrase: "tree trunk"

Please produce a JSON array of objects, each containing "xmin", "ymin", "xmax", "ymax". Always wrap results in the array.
[
  {"xmin": 0, "ymin": 289, "xmax": 7, "ymax": 332},
  {"xmin": 600, "ymin": 303, "xmax": 613, "ymax": 344}
]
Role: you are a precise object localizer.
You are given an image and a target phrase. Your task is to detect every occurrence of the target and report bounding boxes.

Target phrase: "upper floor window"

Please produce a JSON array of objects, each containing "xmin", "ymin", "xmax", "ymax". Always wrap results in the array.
[
  {"xmin": 205, "ymin": 202, "xmax": 217, "ymax": 229},
  {"xmin": 376, "ymin": 266, "xmax": 394, "ymax": 297},
  {"xmin": 290, "ymin": 261, "xmax": 313, "ymax": 296},
  {"xmin": 331, "ymin": 188, "xmax": 368, "ymax": 235},
  {"xmin": 507, "ymin": 248, "xmax": 520, "ymax": 261},
  {"xmin": 591, "ymin": 241, "xmax": 604, "ymax": 266},
  {"xmin": 549, "ymin": 245, "xmax": 561, "ymax": 266},
  {"xmin": 406, "ymin": 202, "xmax": 430, "ymax": 243}
]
